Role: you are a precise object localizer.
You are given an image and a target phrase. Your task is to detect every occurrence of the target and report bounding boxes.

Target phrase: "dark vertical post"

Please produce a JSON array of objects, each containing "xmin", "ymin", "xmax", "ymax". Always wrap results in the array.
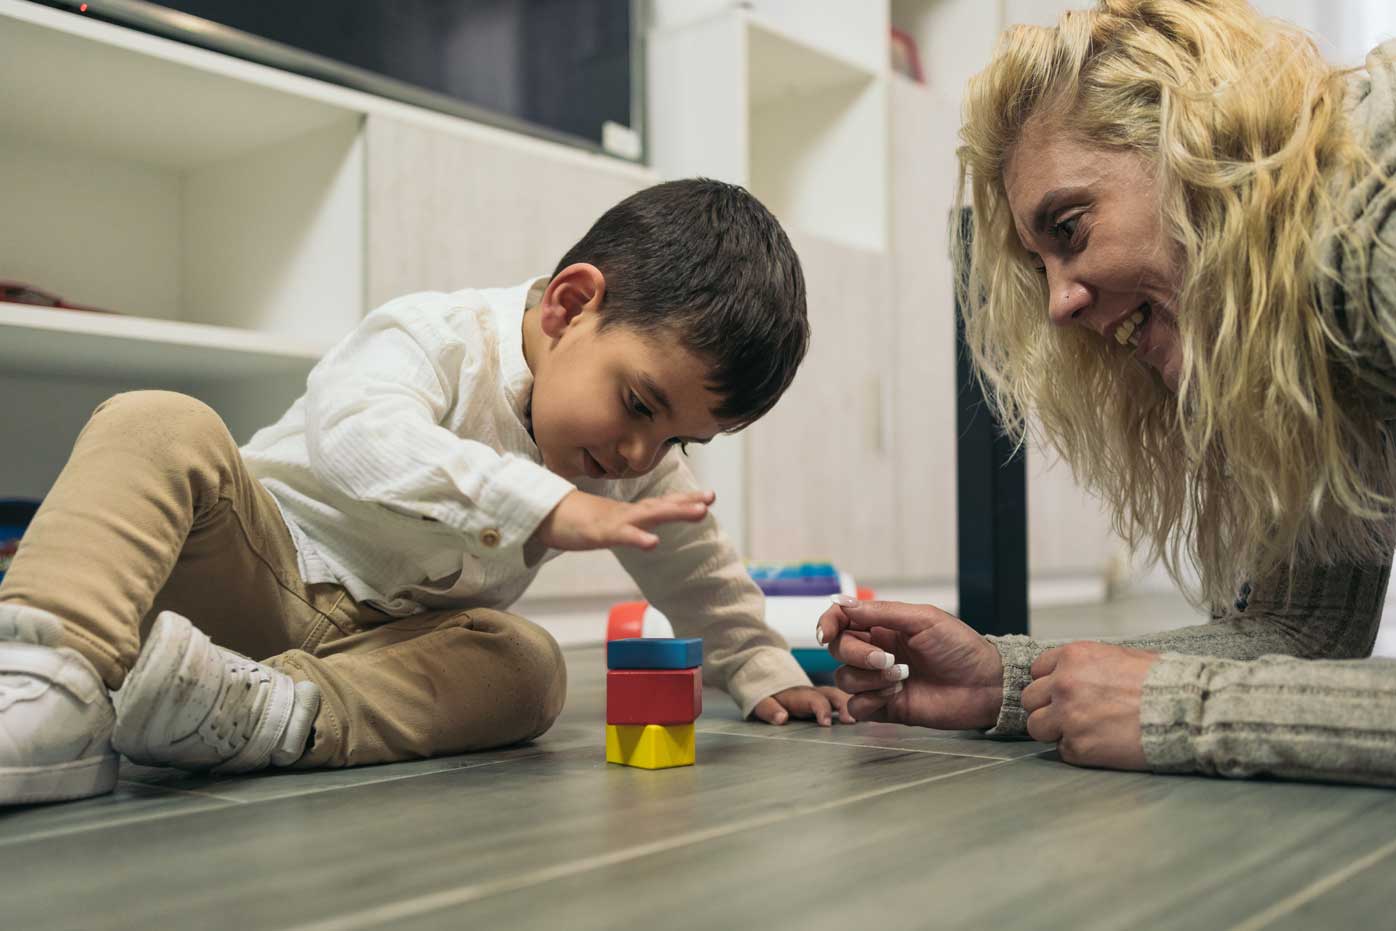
[{"xmin": 954, "ymin": 208, "xmax": 1029, "ymax": 636}]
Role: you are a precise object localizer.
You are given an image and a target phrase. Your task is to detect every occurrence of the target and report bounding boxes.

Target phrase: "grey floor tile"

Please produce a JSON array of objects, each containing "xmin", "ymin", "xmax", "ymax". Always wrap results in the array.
[
  {"xmin": 0, "ymin": 778, "xmax": 235, "ymax": 848},
  {"xmin": 118, "ymin": 721, "xmax": 601, "ymax": 804},
  {"xmin": 0, "ymin": 729, "xmax": 989, "ymax": 930},
  {"xmin": 390, "ymin": 756, "xmax": 1396, "ymax": 931},
  {"xmin": 1242, "ymin": 834, "xmax": 1396, "ymax": 931}
]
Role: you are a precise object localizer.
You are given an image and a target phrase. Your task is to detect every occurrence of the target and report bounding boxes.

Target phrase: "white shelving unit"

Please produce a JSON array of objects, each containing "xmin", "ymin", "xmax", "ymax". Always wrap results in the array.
[
  {"xmin": 0, "ymin": 302, "xmax": 325, "ymax": 380},
  {"xmin": 647, "ymin": 1, "xmax": 888, "ymax": 252},
  {"xmin": 0, "ymin": 3, "xmax": 366, "ymax": 354}
]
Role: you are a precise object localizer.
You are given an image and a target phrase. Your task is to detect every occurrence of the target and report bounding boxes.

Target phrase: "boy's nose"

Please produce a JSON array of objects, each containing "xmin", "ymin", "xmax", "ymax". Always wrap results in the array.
[{"xmin": 620, "ymin": 435, "xmax": 659, "ymax": 476}]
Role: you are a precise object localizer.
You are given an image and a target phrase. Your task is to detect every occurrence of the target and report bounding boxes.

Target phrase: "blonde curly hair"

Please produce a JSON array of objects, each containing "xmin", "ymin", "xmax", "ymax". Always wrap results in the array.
[{"xmin": 955, "ymin": 0, "xmax": 1396, "ymax": 609}]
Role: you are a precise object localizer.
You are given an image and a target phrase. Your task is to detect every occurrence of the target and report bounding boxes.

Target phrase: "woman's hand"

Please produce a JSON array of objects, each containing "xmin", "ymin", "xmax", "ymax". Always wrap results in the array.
[
  {"xmin": 1021, "ymin": 642, "xmax": 1160, "ymax": 770},
  {"xmin": 816, "ymin": 598, "xmax": 1005, "ymax": 729},
  {"xmin": 751, "ymin": 686, "xmax": 853, "ymax": 727}
]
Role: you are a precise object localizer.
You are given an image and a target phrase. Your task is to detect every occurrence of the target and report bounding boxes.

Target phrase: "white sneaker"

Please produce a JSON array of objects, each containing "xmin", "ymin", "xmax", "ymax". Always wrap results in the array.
[
  {"xmin": 0, "ymin": 604, "xmax": 119, "ymax": 805},
  {"xmin": 113, "ymin": 611, "xmax": 320, "ymax": 773}
]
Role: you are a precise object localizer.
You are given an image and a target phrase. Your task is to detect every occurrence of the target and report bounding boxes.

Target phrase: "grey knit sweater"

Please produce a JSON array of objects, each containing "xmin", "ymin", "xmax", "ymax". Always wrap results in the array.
[{"xmin": 987, "ymin": 41, "xmax": 1396, "ymax": 786}]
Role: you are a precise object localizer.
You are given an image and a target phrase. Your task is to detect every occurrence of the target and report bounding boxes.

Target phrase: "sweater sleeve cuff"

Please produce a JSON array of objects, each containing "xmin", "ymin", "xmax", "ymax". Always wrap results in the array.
[
  {"xmin": 1139, "ymin": 653, "xmax": 1210, "ymax": 774},
  {"xmin": 984, "ymin": 635, "xmax": 1046, "ymax": 737},
  {"xmin": 724, "ymin": 647, "xmax": 814, "ymax": 720},
  {"xmin": 473, "ymin": 456, "xmax": 575, "ymax": 554}
]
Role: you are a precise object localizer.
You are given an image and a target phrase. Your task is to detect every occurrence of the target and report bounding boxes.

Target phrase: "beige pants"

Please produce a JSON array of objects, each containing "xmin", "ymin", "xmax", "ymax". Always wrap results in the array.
[{"xmin": 0, "ymin": 391, "xmax": 566, "ymax": 768}]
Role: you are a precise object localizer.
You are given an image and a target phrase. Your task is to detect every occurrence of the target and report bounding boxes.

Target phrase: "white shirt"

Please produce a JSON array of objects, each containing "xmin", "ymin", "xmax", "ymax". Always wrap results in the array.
[{"xmin": 242, "ymin": 278, "xmax": 810, "ymax": 715}]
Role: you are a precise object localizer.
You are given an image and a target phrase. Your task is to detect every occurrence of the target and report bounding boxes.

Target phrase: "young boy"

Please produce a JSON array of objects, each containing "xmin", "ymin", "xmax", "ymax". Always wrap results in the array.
[{"xmin": 0, "ymin": 179, "xmax": 848, "ymax": 805}]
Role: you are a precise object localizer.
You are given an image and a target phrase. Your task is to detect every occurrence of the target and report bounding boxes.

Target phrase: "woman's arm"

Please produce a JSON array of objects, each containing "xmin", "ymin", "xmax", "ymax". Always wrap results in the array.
[
  {"xmin": 1142, "ymin": 651, "xmax": 1396, "ymax": 785},
  {"xmin": 989, "ymin": 555, "xmax": 1392, "ymax": 735}
]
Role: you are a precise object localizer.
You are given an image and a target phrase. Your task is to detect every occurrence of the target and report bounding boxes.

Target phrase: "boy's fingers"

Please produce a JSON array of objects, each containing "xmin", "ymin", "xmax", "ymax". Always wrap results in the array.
[
  {"xmin": 806, "ymin": 691, "xmax": 833, "ymax": 727},
  {"xmin": 846, "ymin": 690, "xmax": 893, "ymax": 722},
  {"xmin": 819, "ymin": 686, "xmax": 854, "ymax": 724},
  {"xmin": 751, "ymin": 696, "xmax": 788, "ymax": 725},
  {"xmin": 632, "ymin": 500, "xmax": 708, "ymax": 527},
  {"xmin": 613, "ymin": 526, "xmax": 660, "ymax": 550}
]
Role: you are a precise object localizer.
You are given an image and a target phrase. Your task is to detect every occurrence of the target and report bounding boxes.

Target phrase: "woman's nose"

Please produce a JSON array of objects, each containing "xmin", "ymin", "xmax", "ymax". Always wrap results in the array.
[{"xmin": 1046, "ymin": 269, "xmax": 1092, "ymax": 327}]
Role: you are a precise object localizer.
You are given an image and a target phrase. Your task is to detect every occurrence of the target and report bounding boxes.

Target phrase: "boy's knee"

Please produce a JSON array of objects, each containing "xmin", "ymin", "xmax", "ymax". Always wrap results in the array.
[
  {"xmin": 509, "ymin": 618, "xmax": 568, "ymax": 740},
  {"xmin": 91, "ymin": 391, "xmax": 236, "ymax": 459}
]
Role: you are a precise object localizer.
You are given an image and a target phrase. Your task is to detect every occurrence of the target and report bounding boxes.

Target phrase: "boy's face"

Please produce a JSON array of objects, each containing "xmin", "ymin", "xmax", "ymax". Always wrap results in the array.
[{"xmin": 528, "ymin": 289, "xmax": 725, "ymax": 481}]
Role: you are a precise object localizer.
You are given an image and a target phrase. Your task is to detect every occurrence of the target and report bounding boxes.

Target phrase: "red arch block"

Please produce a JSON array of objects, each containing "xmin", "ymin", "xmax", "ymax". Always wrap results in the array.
[{"xmin": 606, "ymin": 601, "xmax": 647, "ymax": 641}]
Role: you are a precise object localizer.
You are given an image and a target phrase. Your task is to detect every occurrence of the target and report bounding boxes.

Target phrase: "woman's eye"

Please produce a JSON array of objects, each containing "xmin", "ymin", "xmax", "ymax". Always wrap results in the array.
[
  {"xmin": 629, "ymin": 393, "xmax": 653, "ymax": 419},
  {"xmin": 1050, "ymin": 215, "xmax": 1081, "ymax": 241}
]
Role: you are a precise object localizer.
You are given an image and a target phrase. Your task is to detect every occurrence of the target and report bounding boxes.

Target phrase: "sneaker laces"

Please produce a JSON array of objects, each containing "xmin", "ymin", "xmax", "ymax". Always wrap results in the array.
[{"xmin": 205, "ymin": 655, "xmax": 274, "ymax": 756}]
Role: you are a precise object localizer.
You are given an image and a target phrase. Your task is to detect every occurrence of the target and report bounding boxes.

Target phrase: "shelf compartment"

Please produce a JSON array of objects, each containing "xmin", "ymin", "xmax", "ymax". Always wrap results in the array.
[{"xmin": 0, "ymin": 302, "xmax": 328, "ymax": 381}]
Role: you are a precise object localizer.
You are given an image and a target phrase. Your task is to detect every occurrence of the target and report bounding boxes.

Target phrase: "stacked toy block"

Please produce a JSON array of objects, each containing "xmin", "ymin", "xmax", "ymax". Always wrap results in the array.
[
  {"xmin": 605, "ymin": 562, "xmax": 874, "ymax": 682},
  {"xmin": 605, "ymin": 637, "xmax": 703, "ymax": 769}
]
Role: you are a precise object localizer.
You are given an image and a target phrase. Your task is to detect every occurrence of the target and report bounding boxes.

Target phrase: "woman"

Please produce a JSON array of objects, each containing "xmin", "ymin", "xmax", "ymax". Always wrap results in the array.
[{"xmin": 819, "ymin": 0, "xmax": 1396, "ymax": 784}]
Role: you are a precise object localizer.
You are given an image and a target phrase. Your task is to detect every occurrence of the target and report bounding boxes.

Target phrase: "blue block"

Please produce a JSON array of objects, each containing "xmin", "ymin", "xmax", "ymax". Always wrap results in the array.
[
  {"xmin": 607, "ymin": 637, "xmax": 703, "ymax": 670},
  {"xmin": 791, "ymin": 648, "xmax": 841, "ymax": 675}
]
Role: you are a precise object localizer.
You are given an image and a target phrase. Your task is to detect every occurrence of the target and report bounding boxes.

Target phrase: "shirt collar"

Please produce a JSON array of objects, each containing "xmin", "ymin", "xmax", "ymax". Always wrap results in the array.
[{"xmin": 491, "ymin": 275, "xmax": 549, "ymax": 428}]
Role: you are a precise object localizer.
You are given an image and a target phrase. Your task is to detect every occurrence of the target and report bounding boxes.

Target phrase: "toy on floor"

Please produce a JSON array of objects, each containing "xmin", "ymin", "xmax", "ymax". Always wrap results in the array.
[
  {"xmin": 605, "ymin": 562, "xmax": 872, "ymax": 681},
  {"xmin": 0, "ymin": 499, "xmax": 41, "ymax": 585},
  {"xmin": 605, "ymin": 637, "xmax": 702, "ymax": 769}
]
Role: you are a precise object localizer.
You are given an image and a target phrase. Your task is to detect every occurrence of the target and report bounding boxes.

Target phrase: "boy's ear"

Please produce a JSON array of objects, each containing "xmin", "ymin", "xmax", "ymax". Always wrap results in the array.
[{"xmin": 538, "ymin": 263, "xmax": 606, "ymax": 338}]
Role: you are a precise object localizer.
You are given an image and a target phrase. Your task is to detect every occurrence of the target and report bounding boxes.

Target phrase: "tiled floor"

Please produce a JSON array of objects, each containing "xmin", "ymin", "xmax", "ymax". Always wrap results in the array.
[{"xmin": 3, "ymin": 592, "xmax": 1394, "ymax": 930}]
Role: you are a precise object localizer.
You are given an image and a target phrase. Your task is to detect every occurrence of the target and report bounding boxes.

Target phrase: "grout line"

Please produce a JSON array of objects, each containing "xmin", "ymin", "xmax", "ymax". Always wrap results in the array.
[
  {"xmin": 116, "ymin": 779, "xmax": 250, "ymax": 804},
  {"xmin": 0, "ymin": 752, "xmax": 555, "ymax": 850},
  {"xmin": 285, "ymin": 756, "xmax": 1019, "ymax": 931},
  {"xmin": 0, "ymin": 798, "xmax": 238, "ymax": 849},
  {"xmin": 1227, "ymin": 834, "xmax": 1396, "ymax": 931},
  {"xmin": 694, "ymin": 725, "xmax": 1045, "ymax": 762}
]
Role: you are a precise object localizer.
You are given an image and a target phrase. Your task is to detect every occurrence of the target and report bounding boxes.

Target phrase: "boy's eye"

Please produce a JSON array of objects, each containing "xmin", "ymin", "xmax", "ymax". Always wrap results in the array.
[{"xmin": 628, "ymin": 393, "xmax": 653, "ymax": 419}]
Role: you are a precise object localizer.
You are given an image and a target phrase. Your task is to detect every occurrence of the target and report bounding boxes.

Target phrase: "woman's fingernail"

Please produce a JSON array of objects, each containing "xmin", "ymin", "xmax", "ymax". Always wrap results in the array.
[
  {"xmin": 868, "ymin": 650, "xmax": 896, "ymax": 670},
  {"xmin": 830, "ymin": 593, "xmax": 860, "ymax": 608},
  {"xmin": 814, "ymin": 623, "xmax": 826, "ymax": 646},
  {"xmin": 877, "ymin": 682, "xmax": 904, "ymax": 697},
  {"xmin": 886, "ymin": 663, "xmax": 909, "ymax": 682}
]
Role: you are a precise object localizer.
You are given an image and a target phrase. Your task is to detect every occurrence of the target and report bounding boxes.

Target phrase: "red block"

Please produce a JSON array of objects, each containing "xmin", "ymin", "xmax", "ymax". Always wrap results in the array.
[{"xmin": 606, "ymin": 668, "xmax": 702, "ymax": 725}]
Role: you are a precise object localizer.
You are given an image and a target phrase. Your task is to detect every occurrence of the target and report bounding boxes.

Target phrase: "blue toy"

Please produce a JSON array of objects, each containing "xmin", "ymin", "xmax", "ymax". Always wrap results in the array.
[{"xmin": 607, "ymin": 637, "xmax": 703, "ymax": 670}]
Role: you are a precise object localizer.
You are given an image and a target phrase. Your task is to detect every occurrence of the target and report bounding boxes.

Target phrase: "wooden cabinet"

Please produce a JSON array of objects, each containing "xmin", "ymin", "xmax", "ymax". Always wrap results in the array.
[
  {"xmin": 363, "ymin": 115, "xmax": 650, "ymax": 305},
  {"xmin": 746, "ymin": 234, "xmax": 899, "ymax": 578}
]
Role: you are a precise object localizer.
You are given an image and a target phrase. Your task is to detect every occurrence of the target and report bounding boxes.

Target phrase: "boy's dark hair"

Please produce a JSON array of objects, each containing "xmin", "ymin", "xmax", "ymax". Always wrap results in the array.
[{"xmin": 552, "ymin": 178, "xmax": 808, "ymax": 430}]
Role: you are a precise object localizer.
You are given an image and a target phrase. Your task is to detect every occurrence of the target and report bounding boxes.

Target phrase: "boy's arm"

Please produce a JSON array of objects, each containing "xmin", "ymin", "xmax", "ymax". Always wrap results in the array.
[
  {"xmin": 610, "ymin": 453, "xmax": 814, "ymax": 718},
  {"xmin": 301, "ymin": 294, "xmax": 575, "ymax": 563}
]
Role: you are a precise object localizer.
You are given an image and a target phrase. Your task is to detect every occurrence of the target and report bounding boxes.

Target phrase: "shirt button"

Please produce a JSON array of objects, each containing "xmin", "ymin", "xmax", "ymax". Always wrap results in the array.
[{"xmin": 480, "ymin": 528, "xmax": 502, "ymax": 548}]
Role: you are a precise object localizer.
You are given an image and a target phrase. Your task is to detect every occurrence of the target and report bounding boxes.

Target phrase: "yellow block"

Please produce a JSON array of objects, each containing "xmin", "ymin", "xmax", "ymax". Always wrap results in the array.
[{"xmin": 605, "ymin": 723, "xmax": 696, "ymax": 769}]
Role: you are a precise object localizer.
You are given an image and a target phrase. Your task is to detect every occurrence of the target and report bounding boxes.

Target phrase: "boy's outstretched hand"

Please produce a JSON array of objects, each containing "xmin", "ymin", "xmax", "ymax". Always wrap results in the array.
[
  {"xmin": 534, "ymin": 489, "xmax": 716, "ymax": 551},
  {"xmin": 752, "ymin": 686, "xmax": 853, "ymax": 727}
]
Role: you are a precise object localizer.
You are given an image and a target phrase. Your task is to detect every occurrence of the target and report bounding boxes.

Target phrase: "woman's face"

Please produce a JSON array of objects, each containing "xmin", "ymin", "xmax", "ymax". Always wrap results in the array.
[{"xmin": 1003, "ymin": 118, "xmax": 1184, "ymax": 391}]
